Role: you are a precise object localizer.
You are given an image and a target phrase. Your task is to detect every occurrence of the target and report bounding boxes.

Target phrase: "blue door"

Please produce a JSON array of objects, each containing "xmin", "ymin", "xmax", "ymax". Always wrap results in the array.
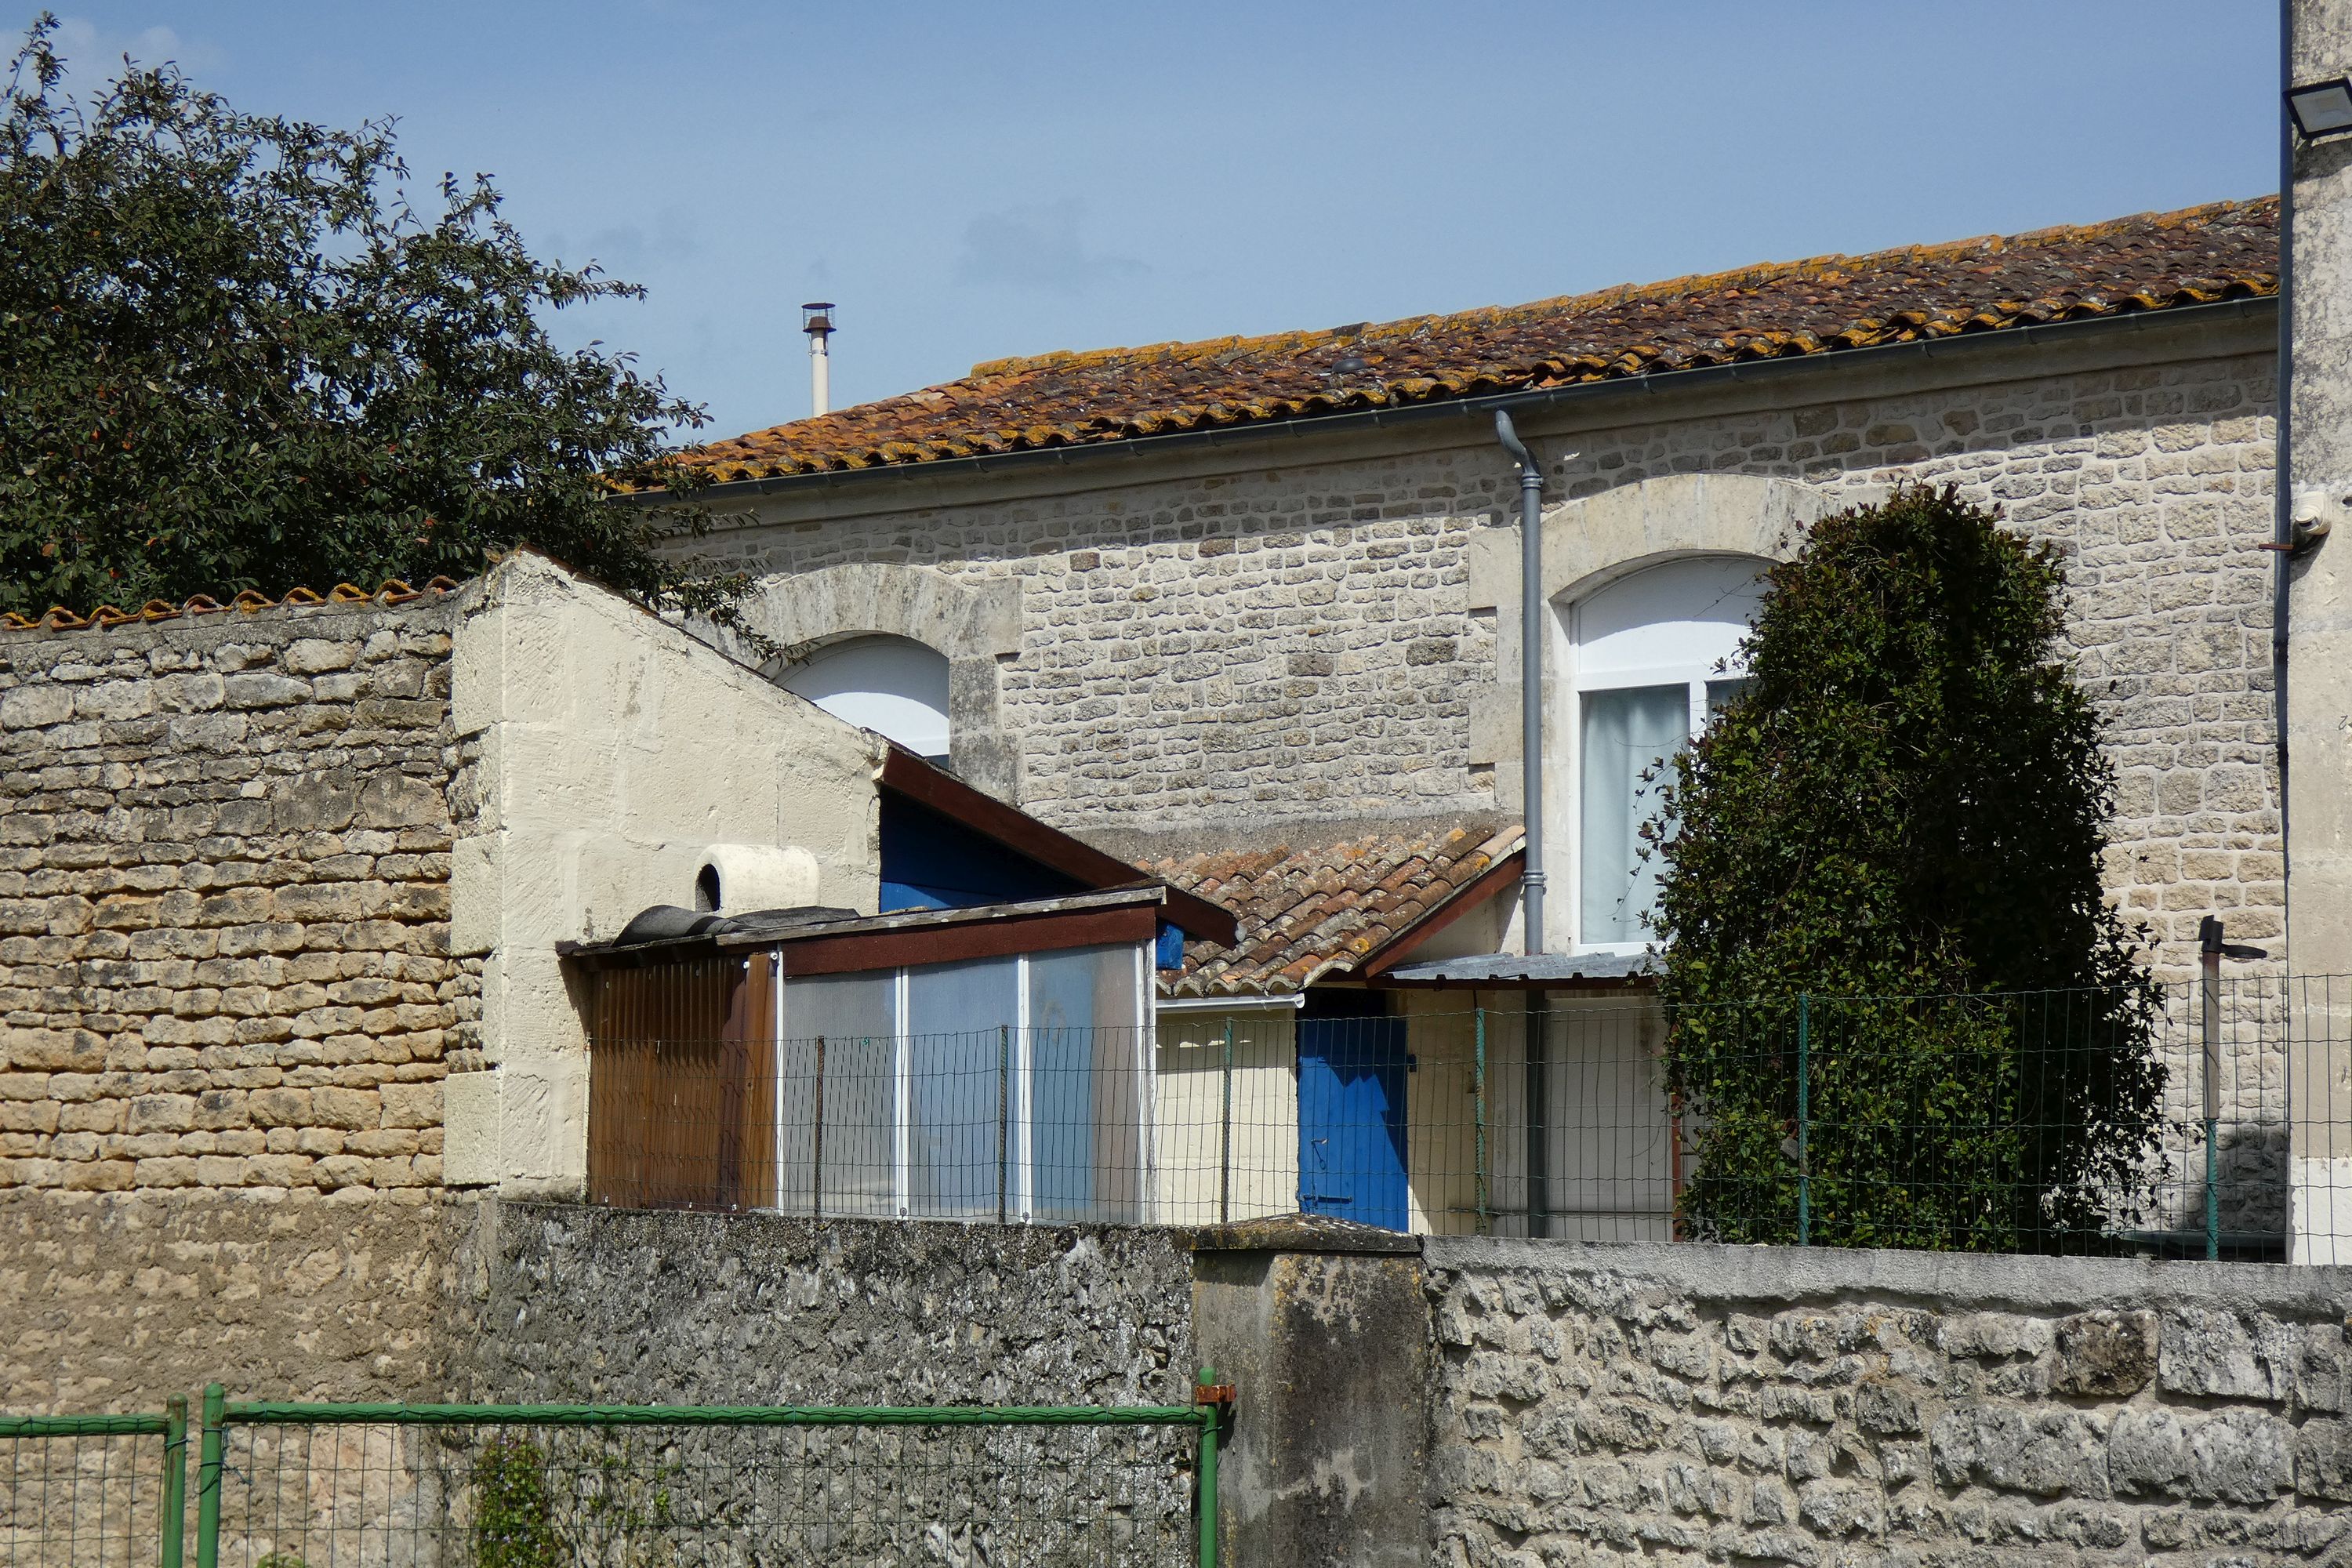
[{"xmin": 1297, "ymin": 1017, "xmax": 1410, "ymax": 1231}]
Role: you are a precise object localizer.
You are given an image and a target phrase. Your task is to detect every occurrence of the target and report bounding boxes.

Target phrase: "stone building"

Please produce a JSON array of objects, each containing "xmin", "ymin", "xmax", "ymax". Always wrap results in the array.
[
  {"xmin": 653, "ymin": 198, "xmax": 2283, "ymax": 990},
  {"xmin": 634, "ymin": 197, "xmax": 2292, "ymax": 1247}
]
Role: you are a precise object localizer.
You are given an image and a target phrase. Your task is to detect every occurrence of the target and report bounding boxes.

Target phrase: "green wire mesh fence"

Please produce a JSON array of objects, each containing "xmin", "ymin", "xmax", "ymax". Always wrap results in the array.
[
  {"xmin": 586, "ymin": 972, "xmax": 2326, "ymax": 1258},
  {"xmin": 194, "ymin": 1387, "xmax": 1221, "ymax": 1568},
  {"xmin": 0, "ymin": 1404, "xmax": 188, "ymax": 1568}
]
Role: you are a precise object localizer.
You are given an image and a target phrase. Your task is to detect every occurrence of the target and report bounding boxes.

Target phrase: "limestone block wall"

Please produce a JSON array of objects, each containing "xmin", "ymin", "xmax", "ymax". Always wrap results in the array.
[
  {"xmin": 702, "ymin": 314, "xmax": 2281, "ymax": 973},
  {"xmin": 0, "ymin": 597, "xmax": 467, "ymax": 1198},
  {"xmin": 443, "ymin": 551, "xmax": 888, "ymax": 1197},
  {"xmin": 1425, "ymin": 1239, "xmax": 2352, "ymax": 1568}
]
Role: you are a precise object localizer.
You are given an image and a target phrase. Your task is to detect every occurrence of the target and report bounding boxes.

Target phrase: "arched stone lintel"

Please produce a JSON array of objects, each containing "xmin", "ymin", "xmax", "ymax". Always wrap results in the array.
[
  {"xmin": 746, "ymin": 562, "xmax": 1020, "ymax": 664},
  {"xmin": 746, "ymin": 563, "xmax": 1024, "ymax": 802}
]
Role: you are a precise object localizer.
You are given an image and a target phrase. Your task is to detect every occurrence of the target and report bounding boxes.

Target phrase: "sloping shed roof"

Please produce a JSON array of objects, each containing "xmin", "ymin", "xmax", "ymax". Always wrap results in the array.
[
  {"xmin": 1150, "ymin": 824, "xmax": 1523, "ymax": 998},
  {"xmin": 668, "ymin": 197, "xmax": 2276, "ymax": 485}
]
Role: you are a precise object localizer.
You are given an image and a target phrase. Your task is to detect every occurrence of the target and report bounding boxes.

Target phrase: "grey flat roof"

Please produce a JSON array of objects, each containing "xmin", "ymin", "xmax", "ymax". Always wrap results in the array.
[
  {"xmin": 1377, "ymin": 950, "xmax": 1654, "ymax": 989},
  {"xmin": 559, "ymin": 885, "xmax": 1168, "ymax": 965}
]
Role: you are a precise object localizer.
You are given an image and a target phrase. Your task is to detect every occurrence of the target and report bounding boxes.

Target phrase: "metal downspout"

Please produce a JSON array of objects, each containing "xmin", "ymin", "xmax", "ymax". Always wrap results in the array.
[
  {"xmin": 1495, "ymin": 411, "xmax": 1551, "ymax": 1236},
  {"xmin": 1494, "ymin": 410, "xmax": 1547, "ymax": 952}
]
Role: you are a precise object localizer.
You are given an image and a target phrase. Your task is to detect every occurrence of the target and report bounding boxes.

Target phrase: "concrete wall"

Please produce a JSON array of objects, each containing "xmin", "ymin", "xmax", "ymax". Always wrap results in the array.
[
  {"xmin": 0, "ymin": 1189, "xmax": 463, "ymax": 1408},
  {"xmin": 698, "ymin": 310, "xmax": 2279, "ymax": 978},
  {"xmin": 1426, "ymin": 1238, "xmax": 2352, "ymax": 1568},
  {"xmin": 443, "ymin": 552, "xmax": 888, "ymax": 1197},
  {"xmin": 2288, "ymin": 0, "xmax": 2352, "ymax": 1261}
]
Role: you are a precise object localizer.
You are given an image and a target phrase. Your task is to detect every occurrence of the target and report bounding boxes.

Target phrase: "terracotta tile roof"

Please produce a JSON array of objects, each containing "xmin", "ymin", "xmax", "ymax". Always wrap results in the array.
[
  {"xmin": 668, "ymin": 197, "xmax": 2276, "ymax": 485},
  {"xmin": 0, "ymin": 578, "xmax": 466, "ymax": 635},
  {"xmin": 1150, "ymin": 824, "xmax": 1523, "ymax": 998}
]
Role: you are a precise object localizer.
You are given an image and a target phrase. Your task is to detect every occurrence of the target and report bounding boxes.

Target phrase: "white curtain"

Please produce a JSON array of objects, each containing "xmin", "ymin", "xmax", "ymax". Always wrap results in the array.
[{"xmin": 1579, "ymin": 684, "xmax": 1690, "ymax": 945}]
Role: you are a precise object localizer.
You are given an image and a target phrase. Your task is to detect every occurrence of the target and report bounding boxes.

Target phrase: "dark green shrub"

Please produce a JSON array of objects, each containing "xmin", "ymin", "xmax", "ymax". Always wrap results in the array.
[{"xmin": 1653, "ymin": 484, "xmax": 2165, "ymax": 1252}]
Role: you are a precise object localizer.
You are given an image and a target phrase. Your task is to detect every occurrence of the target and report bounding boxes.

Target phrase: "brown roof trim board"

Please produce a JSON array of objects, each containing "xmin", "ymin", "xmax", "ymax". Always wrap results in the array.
[
  {"xmin": 563, "ymin": 887, "xmax": 1167, "ymax": 971},
  {"xmin": 876, "ymin": 748, "xmax": 1240, "ymax": 946},
  {"xmin": 1357, "ymin": 848, "xmax": 1526, "ymax": 980},
  {"xmin": 771, "ymin": 898, "xmax": 1156, "ymax": 978},
  {"xmin": 647, "ymin": 198, "xmax": 2277, "ymax": 492}
]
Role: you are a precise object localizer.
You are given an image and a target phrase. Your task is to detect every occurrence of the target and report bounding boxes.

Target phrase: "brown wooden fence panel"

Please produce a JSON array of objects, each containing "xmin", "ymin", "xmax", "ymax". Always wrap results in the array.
[{"xmin": 586, "ymin": 954, "xmax": 770, "ymax": 1210}]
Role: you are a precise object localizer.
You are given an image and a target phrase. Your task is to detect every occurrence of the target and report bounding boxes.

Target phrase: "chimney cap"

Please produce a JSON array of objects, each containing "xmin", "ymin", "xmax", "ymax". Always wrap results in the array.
[{"xmin": 802, "ymin": 302, "xmax": 836, "ymax": 335}]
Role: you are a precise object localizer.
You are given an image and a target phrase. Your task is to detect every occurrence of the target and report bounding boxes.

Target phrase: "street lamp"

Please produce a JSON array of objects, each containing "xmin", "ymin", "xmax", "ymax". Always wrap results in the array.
[{"xmin": 2287, "ymin": 77, "xmax": 2352, "ymax": 140}]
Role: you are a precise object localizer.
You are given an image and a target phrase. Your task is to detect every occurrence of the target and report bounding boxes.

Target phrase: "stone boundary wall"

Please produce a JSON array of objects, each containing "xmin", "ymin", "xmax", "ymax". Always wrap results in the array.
[
  {"xmin": 450, "ymin": 1203, "xmax": 1198, "ymax": 1408},
  {"xmin": 0, "ymin": 599, "xmax": 467, "ymax": 1197},
  {"xmin": 14, "ymin": 1193, "xmax": 2352, "ymax": 1568},
  {"xmin": 0, "ymin": 1188, "xmax": 462, "ymax": 1408},
  {"xmin": 1425, "ymin": 1238, "xmax": 2352, "ymax": 1568}
]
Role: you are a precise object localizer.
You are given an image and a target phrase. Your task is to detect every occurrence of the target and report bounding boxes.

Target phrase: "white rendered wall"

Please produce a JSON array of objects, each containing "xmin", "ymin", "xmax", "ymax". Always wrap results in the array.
[
  {"xmin": 1153, "ymin": 1007, "xmax": 1300, "ymax": 1225},
  {"xmin": 444, "ymin": 552, "xmax": 887, "ymax": 1196}
]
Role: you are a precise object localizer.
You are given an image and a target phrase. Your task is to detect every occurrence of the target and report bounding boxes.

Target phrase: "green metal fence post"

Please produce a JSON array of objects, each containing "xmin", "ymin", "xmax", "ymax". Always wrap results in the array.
[
  {"xmin": 998, "ymin": 1023, "xmax": 1011, "ymax": 1226},
  {"xmin": 1796, "ymin": 995, "xmax": 1811, "ymax": 1248},
  {"xmin": 1526, "ymin": 991, "xmax": 1549, "ymax": 1238},
  {"xmin": 161, "ymin": 1395, "xmax": 188, "ymax": 1568},
  {"xmin": 1474, "ymin": 1006, "xmax": 1490, "ymax": 1235},
  {"xmin": 193, "ymin": 1384, "xmax": 223, "ymax": 1568},
  {"xmin": 1218, "ymin": 1022, "xmax": 1233, "ymax": 1225},
  {"xmin": 2202, "ymin": 936, "xmax": 2222, "ymax": 1261},
  {"xmin": 1196, "ymin": 1367, "xmax": 1220, "ymax": 1568}
]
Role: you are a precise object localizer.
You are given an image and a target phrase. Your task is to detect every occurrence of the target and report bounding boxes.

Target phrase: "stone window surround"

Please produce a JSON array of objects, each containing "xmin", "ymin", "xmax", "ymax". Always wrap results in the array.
[
  {"xmin": 736, "ymin": 564, "xmax": 1025, "ymax": 801},
  {"xmin": 1469, "ymin": 471, "xmax": 1849, "ymax": 955}
]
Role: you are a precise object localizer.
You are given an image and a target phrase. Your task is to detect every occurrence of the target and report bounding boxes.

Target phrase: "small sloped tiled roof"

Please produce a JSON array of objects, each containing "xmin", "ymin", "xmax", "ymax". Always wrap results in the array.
[
  {"xmin": 1150, "ymin": 825, "xmax": 1523, "ymax": 998},
  {"xmin": 669, "ymin": 197, "xmax": 2276, "ymax": 485},
  {"xmin": 1, "ymin": 578, "xmax": 466, "ymax": 635}
]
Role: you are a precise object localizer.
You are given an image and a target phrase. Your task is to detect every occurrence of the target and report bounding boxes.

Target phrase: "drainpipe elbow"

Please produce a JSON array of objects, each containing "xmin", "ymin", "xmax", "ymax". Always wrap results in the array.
[{"xmin": 1494, "ymin": 410, "xmax": 1537, "ymax": 481}]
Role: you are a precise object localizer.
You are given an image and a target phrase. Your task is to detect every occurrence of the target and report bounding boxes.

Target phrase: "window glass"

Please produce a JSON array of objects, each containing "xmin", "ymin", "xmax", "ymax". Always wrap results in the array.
[
  {"xmin": 1579, "ymin": 685, "xmax": 1689, "ymax": 946},
  {"xmin": 906, "ymin": 956, "xmax": 1020, "ymax": 1218},
  {"xmin": 780, "ymin": 636, "xmax": 952, "ymax": 759},
  {"xmin": 1706, "ymin": 677, "xmax": 1753, "ymax": 714},
  {"xmin": 1029, "ymin": 946, "xmax": 1145, "ymax": 1221},
  {"xmin": 1570, "ymin": 556, "xmax": 1769, "ymax": 951},
  {"xmin": 779, "ymin": 971, "xmax": 896, "ymax": 1218}
]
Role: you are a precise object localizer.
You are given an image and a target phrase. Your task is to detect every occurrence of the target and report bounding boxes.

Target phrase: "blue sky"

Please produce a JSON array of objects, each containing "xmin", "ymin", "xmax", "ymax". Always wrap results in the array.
[{"xmin": 36, "ymin": 3, "xmax": 2278, "ymax": 444}]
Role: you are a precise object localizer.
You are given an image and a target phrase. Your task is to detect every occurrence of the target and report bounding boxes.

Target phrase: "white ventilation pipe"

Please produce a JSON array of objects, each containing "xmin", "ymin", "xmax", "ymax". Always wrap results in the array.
[
  {"xmin": 695, "ymin": 844, "xmax": 822, "ymax": 913},
  {"xmin": 803, "ymin": 302, "xmax": 836, "ymax": 416}
]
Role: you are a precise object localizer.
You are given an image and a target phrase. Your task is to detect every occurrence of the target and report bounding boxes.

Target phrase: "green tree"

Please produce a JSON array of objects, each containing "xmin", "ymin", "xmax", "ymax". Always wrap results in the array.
[
  {"xmin": 0, "ymin": 16, "xmax": 731, "ymax": 620},
  {"xmin": 1653, "ymin": 484, "xmax": 2165, "ymax": 1252}
]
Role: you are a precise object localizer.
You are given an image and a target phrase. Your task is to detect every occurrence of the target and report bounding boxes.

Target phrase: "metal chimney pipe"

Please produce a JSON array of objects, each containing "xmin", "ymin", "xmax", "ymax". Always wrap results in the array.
[{"xmin": 802, "ymin": 302, "xmax": 836, "ymax": 416}]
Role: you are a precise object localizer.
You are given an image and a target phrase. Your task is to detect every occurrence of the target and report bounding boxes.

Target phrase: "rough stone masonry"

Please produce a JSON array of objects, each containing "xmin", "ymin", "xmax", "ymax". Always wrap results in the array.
[{"xmin": 1426, "ymin": 1240, "xmax": 2352, "ymax": 1568}]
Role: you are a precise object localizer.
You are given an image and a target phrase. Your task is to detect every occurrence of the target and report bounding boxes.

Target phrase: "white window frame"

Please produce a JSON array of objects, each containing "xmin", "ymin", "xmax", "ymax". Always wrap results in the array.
[{"xmin": 1566, "ymin": 557, "xmax": 1764, "ymax": 956}]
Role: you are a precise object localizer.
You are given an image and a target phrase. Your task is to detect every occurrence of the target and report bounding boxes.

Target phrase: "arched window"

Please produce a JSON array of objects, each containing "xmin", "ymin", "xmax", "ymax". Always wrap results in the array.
[
  {"xmin": 1569, "ymin": 555, "xmax": 1767, "ymax": 952},
  {"xmin": 780, "ymin": 636, "xmax": 952, "ymax": 760}
]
